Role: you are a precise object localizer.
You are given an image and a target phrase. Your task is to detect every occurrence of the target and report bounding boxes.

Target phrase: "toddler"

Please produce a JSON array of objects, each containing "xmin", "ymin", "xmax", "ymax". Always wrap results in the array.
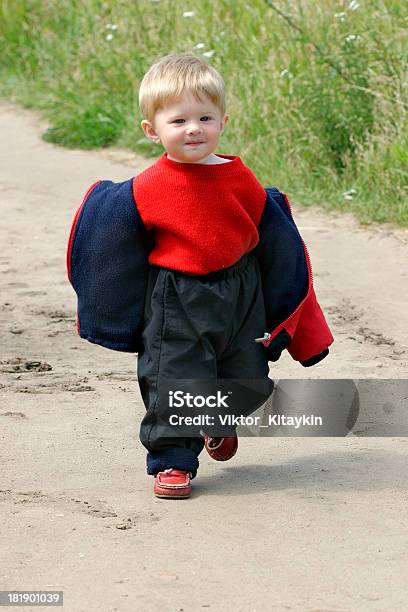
[{"xmin": 67, "ymin": 52, "xmax": 333, "ymax": 499}]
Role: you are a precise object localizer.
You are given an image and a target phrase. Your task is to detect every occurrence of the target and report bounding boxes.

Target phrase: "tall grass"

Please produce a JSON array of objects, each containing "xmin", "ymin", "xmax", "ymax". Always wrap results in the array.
[{"xmin": 1, "ymin": 0, "xmax": 407, "ymax": 224}]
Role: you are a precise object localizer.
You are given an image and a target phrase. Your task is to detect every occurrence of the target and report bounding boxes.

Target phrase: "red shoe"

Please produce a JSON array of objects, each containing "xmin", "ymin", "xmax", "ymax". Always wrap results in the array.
[
  {"xmin": 154, "ymin": 469, "xmax": 192, "ymax": 499},
  {"xmin": 203, "ymin": 433, "xmax": 238, "ymax": 461}
]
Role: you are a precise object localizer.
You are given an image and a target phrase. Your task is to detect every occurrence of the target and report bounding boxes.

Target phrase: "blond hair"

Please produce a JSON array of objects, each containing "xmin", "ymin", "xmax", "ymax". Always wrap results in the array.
[{"xmin": 139, "ymin": 52, "xmax": 226, "ymax": 125}]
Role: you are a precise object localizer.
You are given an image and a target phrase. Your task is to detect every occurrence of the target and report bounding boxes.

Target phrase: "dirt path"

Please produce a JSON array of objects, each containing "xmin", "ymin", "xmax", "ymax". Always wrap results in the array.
[{"xmin": 1, "ymin": 101, "xmax": 407, "ymax": 612}]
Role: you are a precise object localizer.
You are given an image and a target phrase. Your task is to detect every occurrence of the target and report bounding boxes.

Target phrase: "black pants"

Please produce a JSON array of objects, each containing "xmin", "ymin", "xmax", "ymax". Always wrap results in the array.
[{"xmin": 137, "ymin": 251, "xmax": 273, "ymax": 477}]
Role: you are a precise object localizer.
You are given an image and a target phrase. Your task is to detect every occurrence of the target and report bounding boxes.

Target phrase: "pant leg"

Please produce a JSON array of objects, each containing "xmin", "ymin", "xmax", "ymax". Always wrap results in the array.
[
  {"xmin": 217, "ymin": 254, "xmax": 274, "ymax": 430},
  {"xmin": 137, "ymin": 267, "xmax": 219, "ymax": 477}
]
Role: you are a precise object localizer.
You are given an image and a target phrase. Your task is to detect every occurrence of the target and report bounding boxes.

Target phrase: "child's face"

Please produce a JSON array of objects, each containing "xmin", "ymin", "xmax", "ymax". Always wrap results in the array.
[{"xmin": 141, "ymin": 92, "xmax": 229, "ymax": 164}]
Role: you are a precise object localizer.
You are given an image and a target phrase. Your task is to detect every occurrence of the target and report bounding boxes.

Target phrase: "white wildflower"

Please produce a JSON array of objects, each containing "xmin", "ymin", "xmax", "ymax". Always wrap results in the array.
[
  {"xmin": 182, "ymin": 11, "xmax": 195, "ymax": 18},
  {"xmin": 106, "ymin": 23, "xmax": 118, "ymax": 30},
  {"xmin": 202, "ymin": 50, "xmax": 215, "ymax": 58},
  {"xmin": 220, "ymin": 31, "xmax": 225, "ymax": 36},
  {"xmin": 280, "ymin": 68, "xmax": 293, "ymax": 79},
  {"xmin": 348, "ymin": 0, "xmax": 360, "ymax": 10},
  {"xmin": 106, "ymin": 33, "xmax": 113, "ymax": 41},
  {"xmin": 343, "ymin": 188, "xmax": 357, "ymax": 200},
  {"xmin": 334, "ymin": 12, "xmax": 347, "ymax": 20},
  {"xmin": 194, "ymin": 43, "xmax": 205, "ymax": 49},
  {"xmin": 345, "ymin": 34, "xmax": 360, "ymax": 43}
]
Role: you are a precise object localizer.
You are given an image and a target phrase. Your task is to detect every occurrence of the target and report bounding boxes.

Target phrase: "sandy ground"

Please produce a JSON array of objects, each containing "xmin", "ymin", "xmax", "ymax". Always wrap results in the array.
[{"xmin": 1, "ymin": 101, "xmax": 408, "ymax": 612}]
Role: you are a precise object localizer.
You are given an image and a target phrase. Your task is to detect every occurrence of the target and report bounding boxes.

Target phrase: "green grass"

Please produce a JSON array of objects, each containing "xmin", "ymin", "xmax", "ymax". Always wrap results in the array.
[{"xmin": 1, "ymin": 0, "xmax": 407, "ymax": 225}]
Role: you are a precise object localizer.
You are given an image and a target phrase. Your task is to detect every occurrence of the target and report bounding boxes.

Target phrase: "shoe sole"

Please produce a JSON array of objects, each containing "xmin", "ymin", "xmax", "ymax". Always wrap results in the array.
[
  {"xmin": 208, "ymin": 448, "xmax": 237, "ymax": 461},
  {"xmin": 154, "ymin": 491, "xmax": 191, "ymax": 499}
]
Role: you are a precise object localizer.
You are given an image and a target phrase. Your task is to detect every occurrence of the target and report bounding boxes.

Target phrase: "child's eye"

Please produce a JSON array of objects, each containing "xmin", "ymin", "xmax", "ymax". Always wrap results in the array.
[{"xmin": 172, "ymin": 116, "xmax": 212, "ymax": 124}]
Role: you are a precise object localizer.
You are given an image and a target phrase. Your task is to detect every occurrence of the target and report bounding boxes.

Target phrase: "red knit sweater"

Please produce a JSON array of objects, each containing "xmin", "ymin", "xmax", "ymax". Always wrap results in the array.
[{"xmin": 132, "ymin": 152, "xmax": 267, "ymax": 274}]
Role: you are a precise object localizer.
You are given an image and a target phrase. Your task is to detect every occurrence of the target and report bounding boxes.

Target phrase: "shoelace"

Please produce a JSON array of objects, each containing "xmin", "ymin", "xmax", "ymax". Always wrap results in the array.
[
  {"xmin": 207, "ymin": 437, "xmax": 224, "ymax": 449},
  {"xmin": 163, "ymin": 468, "xmax": 192, "ymax": 477}
]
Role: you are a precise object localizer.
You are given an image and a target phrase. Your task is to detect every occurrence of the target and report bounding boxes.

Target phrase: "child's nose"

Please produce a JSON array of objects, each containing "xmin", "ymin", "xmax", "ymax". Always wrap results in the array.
[{"xmin": 186, "ymin": 122, "xmax": 202, "ymax": 134}]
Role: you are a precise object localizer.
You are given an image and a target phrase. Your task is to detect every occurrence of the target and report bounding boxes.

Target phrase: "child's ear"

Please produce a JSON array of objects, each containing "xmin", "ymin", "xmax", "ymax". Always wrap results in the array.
[
  {"xmin": 141, "ymin": 119, "xmax": 161, "ymax": 144},
  {"xmin": 220, "ymin": 114, "xmax": 229, "ymax": 134}
]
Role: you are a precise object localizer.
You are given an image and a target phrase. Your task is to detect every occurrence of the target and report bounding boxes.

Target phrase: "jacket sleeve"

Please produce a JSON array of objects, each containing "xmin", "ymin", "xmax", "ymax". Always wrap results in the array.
[
  {"xmin": 254, "ymin": 188, "xmax": 333, "ymax": 367},
  {"xmin": 67, "ymin": 178, "xmax": 153, "ymax": 352}
]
